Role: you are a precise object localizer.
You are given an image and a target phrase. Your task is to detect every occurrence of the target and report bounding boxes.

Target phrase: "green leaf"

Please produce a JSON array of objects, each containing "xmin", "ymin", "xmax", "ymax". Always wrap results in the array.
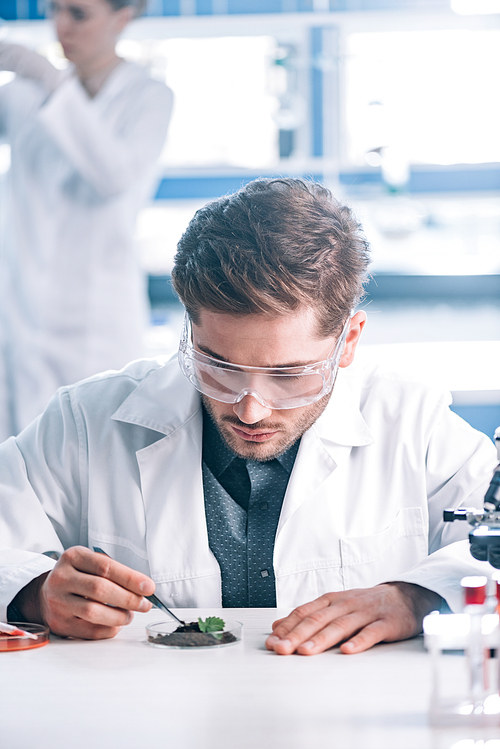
[{"xmin": 198, "ymin": 616, "xmax": 225, "ymax": 633}]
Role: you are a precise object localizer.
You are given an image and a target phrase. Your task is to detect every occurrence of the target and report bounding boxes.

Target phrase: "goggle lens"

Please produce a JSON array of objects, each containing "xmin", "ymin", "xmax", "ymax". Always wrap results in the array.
[
  {"xmin": 192, "ymin": 360, "xmax": 326, "ymax": 408},
  {"xmin": 178, "ymin": 314, "xmax": 349, "ymax": 410}
]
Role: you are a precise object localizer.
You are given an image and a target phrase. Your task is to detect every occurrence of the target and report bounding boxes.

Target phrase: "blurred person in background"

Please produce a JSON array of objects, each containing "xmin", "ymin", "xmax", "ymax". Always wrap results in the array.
[{"xmin": 0, "ymin": 0, "xmax": 173, "ymax": 440}]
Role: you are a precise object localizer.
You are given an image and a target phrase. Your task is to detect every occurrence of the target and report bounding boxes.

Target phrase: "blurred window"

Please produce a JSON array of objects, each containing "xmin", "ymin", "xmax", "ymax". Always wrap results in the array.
[
  {"xmin": 118, "ymin": 36, "xmax": 279, "ymax": 169},
  {"xmin": 344, "ymin": 29, "xmax": 500, "ymax": 167}
]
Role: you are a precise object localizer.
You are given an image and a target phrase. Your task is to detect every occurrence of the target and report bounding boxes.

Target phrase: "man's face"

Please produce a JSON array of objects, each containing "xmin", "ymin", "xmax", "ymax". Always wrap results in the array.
[{"xmin": 193, "ymin": 307, "xmax": 364, "ymax": 462}]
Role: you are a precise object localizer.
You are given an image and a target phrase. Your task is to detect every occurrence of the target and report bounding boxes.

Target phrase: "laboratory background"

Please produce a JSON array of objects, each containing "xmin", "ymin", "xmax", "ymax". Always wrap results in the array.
[{"xmin": 0, "ymin": 0, "xmax": 499, "ymax": 440}]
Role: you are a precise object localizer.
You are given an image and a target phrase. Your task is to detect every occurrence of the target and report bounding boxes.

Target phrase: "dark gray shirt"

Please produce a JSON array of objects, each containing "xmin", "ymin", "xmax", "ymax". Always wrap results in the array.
[{"xmin": 202, "ymin": 407, "xmax": 299, "ymax": 607}]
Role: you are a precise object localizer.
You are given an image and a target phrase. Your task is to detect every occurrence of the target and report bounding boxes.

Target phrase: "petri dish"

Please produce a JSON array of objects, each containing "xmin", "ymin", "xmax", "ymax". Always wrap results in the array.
[
  {"xmin": 0, "ymin": 623, "xmax": 49, "ymax": 652},
  {"xmin": 146, "ymin": 619, "xmax": 243, "ymax": 649}
]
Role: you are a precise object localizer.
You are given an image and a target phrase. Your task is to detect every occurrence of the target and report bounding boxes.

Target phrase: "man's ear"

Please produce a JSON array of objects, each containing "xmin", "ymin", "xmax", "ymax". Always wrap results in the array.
[{"xmin": 339, "ymin": 310, "xmax": 366, "ymax": 368}]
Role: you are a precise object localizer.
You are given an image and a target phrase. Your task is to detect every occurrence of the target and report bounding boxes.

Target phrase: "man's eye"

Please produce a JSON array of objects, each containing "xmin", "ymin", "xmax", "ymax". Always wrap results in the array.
[
  {"xmin": 209, "ymin": 360, "xmax": 228, "ymax": 370},
  {"xmin": 268, "ymin": 368, "xmax": 302, "ymax": 378}
]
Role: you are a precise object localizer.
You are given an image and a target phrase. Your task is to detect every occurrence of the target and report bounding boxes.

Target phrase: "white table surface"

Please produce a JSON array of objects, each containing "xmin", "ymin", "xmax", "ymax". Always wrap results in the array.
[{"xmin": 1, "ymin": 608, "xmax": 498, "ymax": 749}]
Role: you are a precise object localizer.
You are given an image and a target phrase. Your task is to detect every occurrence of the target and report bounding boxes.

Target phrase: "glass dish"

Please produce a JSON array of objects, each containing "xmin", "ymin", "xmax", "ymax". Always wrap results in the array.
[
  {"xmin": 0, "ymin": 623, "xmax": 50, "ymax": 652},
  {"xmin": 146, "ymin": 619, "xmax": 243, "ymax": 649}
]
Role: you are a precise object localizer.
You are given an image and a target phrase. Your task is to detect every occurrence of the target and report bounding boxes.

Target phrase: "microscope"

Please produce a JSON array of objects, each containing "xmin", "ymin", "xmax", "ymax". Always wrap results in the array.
[
  {"xmin": 424, "ymin": 428, "xmax": 500, "ymax": 725},
  {"xmin": 444, "ymin": 427, "xmax": 500, "ymax": 568}
]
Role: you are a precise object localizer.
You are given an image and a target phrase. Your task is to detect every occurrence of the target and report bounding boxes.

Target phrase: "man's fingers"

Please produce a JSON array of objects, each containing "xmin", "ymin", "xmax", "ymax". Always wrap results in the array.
[
  {"xmin": 40, "ymin": 579, "xmax": 134, "ymax": 638},
  {"xmin": 270, "ymin": 594, "xmax": 339, "ymax": 639},
  {"xmin": 42, "ymin": 600, "xmax": 126, "ymax": 640},
  {"xmin": 268, "ymin": 609, "xmax": 369, "ymax": 655},
  {"xmin": 339, "ymin": 620, "xmax": 389, "ymax": 654},
  {"xmin": 270, "ymin": 617, "xmax": 286, "ymax": 629},
  {"xmin": 42, "ymin": 575, "xmax": 141, "ymax": 632},
  {"xmin": 62, "ymin": 568, "xmax": 150, "ymax": 613},
  {"xmin": 295, "ymin": 619, "xmax": 389, "ymax": 656},
  {"xmin": 66, "ymin": 595, "xmax": 134, "ymax": 627},
  {"xmin": 64, "ymin": 546, "xmax": 155, "ymax": 598},
  {"xmin": 266, "ymin": 584, "xmax": 428, "ymax": 656},
  {"xmin": 267, "ymin": 596, "xmax": 344, "ymax": 653},
  {"xmin": 62, "ymin": 622, "xmax": 124, "ymax": 640},
  {"xmin": 39, "ymin": 546, "xmax": 157, "ymax": 638}
]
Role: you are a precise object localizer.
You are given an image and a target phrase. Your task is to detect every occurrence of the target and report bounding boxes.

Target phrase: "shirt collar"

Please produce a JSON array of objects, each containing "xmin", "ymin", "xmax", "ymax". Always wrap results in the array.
[{"xmin": 202, "ymin": 406, "xmax": 236, "ymax": 477}]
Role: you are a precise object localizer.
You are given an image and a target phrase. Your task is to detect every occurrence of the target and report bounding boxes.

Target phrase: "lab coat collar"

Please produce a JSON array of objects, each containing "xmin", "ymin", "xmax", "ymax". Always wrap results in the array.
[
  {"xmin": 111, "ymin": 359, "xmax": 219, "ymax": 599},
  {"xmin": 313, "ymin": 365, "xmax": 374, "ymax": 448},
  {"xmin": 110, "ymin": 357, "xmax": 373, "ymax": 447},
  {"xmin": 276, "ymin": 366, "xmax": 374, "ymax": 532},
  {"xmin": 111, "ymin": 356, "xmax": 201, "ymax": 435}
]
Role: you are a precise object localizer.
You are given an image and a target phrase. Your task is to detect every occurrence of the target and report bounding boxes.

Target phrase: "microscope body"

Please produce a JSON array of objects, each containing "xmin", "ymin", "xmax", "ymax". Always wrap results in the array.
[{"xmin": 444, "ymin": 428, "xmax": 500, "ymax": 568}]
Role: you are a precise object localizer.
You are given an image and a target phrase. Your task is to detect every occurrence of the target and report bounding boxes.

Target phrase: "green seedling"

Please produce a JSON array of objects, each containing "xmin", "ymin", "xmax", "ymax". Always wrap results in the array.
[{"xmin": 198, "ymin": 616, "xmax": 225, "ymax": 634}]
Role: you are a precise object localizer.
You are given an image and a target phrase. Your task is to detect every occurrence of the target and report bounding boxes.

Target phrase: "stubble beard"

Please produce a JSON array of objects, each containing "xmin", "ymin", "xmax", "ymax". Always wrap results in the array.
[{"xmin": 202, "ymin": 391, "xmax": 333, "ymax": 462}]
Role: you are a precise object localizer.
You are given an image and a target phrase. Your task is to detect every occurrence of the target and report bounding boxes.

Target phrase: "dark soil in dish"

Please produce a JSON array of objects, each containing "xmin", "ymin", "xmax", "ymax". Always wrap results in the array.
[{"xmin": 148, "ymin": 621, "xmax": 237, "ymax": 647}]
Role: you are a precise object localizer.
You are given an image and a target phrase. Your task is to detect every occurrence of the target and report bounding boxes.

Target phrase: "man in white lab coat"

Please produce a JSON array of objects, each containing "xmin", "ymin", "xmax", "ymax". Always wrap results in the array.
[{"xmin": 0, "ymin": 178, "xmax": 496, "ymax": 654}]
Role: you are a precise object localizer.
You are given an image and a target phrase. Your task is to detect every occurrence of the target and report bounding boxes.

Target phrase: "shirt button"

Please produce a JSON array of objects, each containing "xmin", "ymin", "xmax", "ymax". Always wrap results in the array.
[
  {"xmin": 260, "ymin": 569, "xmax": 269, "ymax": 578},
  {"xmin": 259, "ymin": 502, "xmax": 268, "ymax": 510}
]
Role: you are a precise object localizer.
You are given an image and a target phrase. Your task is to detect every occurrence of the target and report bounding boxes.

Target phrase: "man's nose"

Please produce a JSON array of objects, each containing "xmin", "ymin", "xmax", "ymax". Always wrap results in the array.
[{"xmin": 232, "ymin": 394, "xmax": 272, "ymax": 424}]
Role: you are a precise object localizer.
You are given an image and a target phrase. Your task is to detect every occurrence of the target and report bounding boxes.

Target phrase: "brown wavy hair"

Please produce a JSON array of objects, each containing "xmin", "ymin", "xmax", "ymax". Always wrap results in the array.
[{"xmin": 171, "ymin": 177, "xmax": 371, "ymax": 338}]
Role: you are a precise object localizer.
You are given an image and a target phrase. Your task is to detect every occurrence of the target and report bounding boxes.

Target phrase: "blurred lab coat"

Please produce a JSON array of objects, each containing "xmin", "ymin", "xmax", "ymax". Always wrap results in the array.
[
  {"xmin": 0, "ymin": 355, "xmax": 496, "ymax": 621},
  {"xmin": 0, "ymin": 45, "xmax": 173, "ymax": 439}
]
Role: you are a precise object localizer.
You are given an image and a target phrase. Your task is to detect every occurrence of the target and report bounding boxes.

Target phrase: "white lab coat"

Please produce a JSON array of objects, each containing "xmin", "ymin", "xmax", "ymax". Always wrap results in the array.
[
  {"xmin": 0, "ymin": 51, "xmax": 173, "ymax": 438},
  {"xmin": 0, "ymin": 354, "xmax": 496, "ymax": 621}
]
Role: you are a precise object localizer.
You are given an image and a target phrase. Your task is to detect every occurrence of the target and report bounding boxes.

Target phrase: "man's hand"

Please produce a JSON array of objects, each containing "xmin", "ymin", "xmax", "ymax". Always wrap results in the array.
[
  {"xmin": 11, "ymin": 546, "xmax": 155, "ymax": 640},
  {"xmin": 266, "ymin": 583, "xmax": 442, "ymax": 656}
]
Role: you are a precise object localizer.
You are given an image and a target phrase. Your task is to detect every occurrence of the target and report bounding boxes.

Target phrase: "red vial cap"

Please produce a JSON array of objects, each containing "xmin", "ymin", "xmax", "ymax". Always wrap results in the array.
[
  {"xmin": 492, "ymin": 572, "xmax": 500, "ymax": 601},
  {"xmin": 461, "ymin": 576, "xmax": 487, "ymax": 606}
]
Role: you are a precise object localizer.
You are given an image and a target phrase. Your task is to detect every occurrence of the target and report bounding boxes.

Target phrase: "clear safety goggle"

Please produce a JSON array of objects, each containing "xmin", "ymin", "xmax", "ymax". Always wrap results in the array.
[{"xmin": 178, "ymin": 313, "xmax": 350, "ymax": 410}]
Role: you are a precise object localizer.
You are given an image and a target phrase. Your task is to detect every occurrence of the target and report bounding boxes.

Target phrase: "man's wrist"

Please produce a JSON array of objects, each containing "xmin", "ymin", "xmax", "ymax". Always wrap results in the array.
[
  {"xmin": 6, "ymin": 572, "xmax": 50, "ymax": 625},
  {"xmin": 383, "ymin": 581, "xmax": 445, "ymax": 628}
]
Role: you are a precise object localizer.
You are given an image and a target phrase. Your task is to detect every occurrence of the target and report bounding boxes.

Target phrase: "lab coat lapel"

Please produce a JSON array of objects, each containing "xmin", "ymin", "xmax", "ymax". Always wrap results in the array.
[
  {"xmin": 112, "ymin": 361, "xmax": 222, "ymax": 606},
  {"xmin": 135, "ymin": 415, "xmax": 221, "ymax": 606},
  {"xmin": 277, "ymin": 367, "xmax": 373, "ymax": 534}
]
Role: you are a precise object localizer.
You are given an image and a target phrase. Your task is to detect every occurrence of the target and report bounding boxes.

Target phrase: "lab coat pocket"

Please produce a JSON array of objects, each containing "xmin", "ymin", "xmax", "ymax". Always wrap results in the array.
[{"xmin": 340, "ymin": 507, "xmax": 427, "ymax": 589}]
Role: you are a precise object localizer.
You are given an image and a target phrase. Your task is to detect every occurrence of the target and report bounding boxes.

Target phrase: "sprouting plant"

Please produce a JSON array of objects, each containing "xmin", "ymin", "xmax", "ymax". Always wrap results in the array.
[{"xmin": 198, "ymin": 616, "xmax": 225, "ymax": 633}]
